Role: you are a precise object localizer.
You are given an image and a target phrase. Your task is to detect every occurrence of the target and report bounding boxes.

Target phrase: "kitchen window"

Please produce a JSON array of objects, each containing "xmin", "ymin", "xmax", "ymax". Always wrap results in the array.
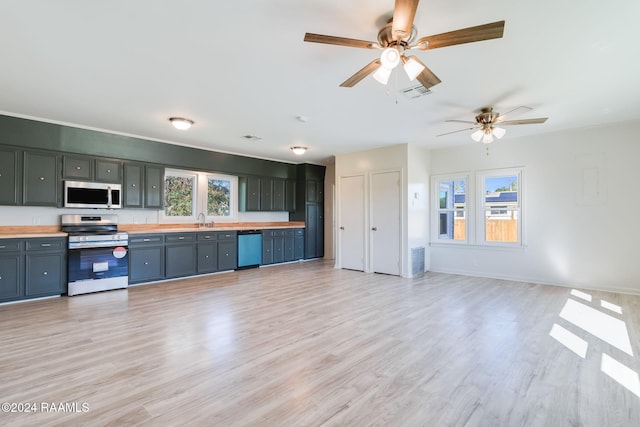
[{"xmin": 162, "ymin": 169, "xmax": 238, "ymax": 223}]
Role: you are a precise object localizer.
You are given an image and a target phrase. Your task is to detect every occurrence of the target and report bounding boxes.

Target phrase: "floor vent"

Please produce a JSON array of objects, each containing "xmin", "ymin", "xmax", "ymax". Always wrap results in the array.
[{"xmin": 411, "ymin": 247, "xmax": 425, "ymax": 276}]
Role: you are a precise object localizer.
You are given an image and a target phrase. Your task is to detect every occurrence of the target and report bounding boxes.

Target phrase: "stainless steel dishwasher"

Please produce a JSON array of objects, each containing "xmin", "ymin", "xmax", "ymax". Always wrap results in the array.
[{"xmin": 237, "ymin": 230, "xmax": 262, "ymax": 269}]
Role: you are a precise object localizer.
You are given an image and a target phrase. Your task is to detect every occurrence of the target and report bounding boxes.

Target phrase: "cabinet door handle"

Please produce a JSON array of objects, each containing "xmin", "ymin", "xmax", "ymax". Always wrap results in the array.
[
  {"xmin": 143, "ymin": 238, "xmax": 151, "ymax": 242},
  {"xmin": 39, "ymin": 176, "xmax": 45, "ymax": 181},
  {"xmin": 152, "ymin": 185, "xmax": 157, "ymax": 189},
  {"xmin": 107, "ymin": 169, "xmax": 111, "ymax": 173},
  {"xmin": 43, "ymin": 271, "xmax": 48, "ymax": 276},
  {"xmin": 76, "ymin": 166, "xmax": 81, "ymax": 170},
  {"xmin": 205, "ymin": 255, "xmax": 209, "ymax": 259},
  {"xmin": 178, "ymin": 236, "xmax": 185, "ymax": 240},
  {"xmin": 144, "ymin": 262, "xmax": 149, "ymax": 265},
  {"xmin": 204, "ymin": 236, "xmax": 211, "ymax": 239},
  {"xmin": 0, "ymin": 245, "xmax": 5, "ymax": 249},
  {"xmin": 40, "ymin": 243, "xmax": 51, "ymax": 247},
  {"xmin": 132, "ymin": 184, "xmax": 136, "ymax": 188}
]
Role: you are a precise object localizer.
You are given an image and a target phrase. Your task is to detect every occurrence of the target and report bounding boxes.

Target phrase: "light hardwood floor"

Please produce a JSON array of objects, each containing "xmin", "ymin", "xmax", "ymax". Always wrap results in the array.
[{"xmin": 1, "ymin": 260, "xmax": 639, "ymax": 426}]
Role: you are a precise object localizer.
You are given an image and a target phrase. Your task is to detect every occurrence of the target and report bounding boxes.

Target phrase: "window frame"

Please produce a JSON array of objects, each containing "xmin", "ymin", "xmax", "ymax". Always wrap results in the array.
[
  {"xmin": 160, "ymin": 169, "xmax": 238, "ymax": 224},
  {"xmin": 476, "ymin": 167, "xmax": 524, "ymax": 247},
  {"xmin": 161, "ymin": 169, "xmax": 198, "ymax": 222},
  {"xmin": 431, "ymin": 173, "xmax": 470, "ymax": 244}
]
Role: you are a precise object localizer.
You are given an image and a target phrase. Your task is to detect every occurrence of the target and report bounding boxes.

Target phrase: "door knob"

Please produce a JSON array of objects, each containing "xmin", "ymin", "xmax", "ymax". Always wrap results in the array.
[
  {"xmin": 371, "ymin": 227, "xmax": 377, "ymax": 231},
  {"xmin": 339, "ymin": 226, "xmax": 344, "ymax": 230}
]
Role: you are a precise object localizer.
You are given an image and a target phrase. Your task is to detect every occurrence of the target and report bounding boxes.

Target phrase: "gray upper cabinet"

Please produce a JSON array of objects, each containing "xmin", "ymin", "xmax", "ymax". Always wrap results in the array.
[
  {"xmin": 240, "ymin": 175, "xmax": 294, "ymax": 212},
  {"xmin": 95, "ymin": 159, "xmax": 122, "ymax": 183},
  {"xmin": 23, "ymin": 151, "xmax": 59, "ymax": 206},
  {"xmin": 272, "ymin": 178, "xmax": 285, "ymax": 211},
  {"xmin": 123, "ymin": 163, "xmax": 143, "ymax": 208},
  {"xmin": 0, "ymin": 147, "xmax": 20, "ymax": 205},
  {"xmin": 145, "ymin": 165, "xmax": 163, "ymax": 209},
  {"xmin": 63, "ymin": 155, "xmax": 93, "ymax": 180},
  {"xmin": 124, "ymin": 162, "xmax": 164, "ymax": 209},
  {"xmin": 63, "ymin": 155, "xmax": 122, "ymax": 183}
]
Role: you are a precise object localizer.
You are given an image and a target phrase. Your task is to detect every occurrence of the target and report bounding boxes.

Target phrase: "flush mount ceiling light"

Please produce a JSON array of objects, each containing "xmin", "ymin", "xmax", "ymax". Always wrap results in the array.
[
  {"xmin": 290, "ymin": 146, "xmax": 307, "ymax": 155},
  {"xmin": 169, "ymin": 117, "xmax": 194, "ymax": 130}
]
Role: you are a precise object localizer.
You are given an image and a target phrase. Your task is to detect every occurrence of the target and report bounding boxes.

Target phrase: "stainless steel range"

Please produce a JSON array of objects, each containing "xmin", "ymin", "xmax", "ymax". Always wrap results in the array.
[{"xmin": 61, "ymin": 214, "xmax": 128, "ymax": 296}]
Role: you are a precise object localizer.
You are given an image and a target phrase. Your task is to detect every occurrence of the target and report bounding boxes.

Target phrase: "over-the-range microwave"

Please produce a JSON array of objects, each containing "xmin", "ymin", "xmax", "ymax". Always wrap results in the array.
[{"xmin": 64, "ymin": 180, "xmax": 122, "ymax": 209}]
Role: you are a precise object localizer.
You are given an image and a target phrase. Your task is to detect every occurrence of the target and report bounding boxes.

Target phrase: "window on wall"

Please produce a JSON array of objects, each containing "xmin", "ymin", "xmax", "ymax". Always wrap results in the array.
[
  {"xmin": 432, "ymin": 168, "xmax": 523, "ymax": 247},
  {"xmin": 436, "ymin": 177, "xmax": 467, "ymax": 242},
  {"xmin": 164, "ymin": 171, "xmax": 197, "ymax": 219},
  {"xmin": 163, "ymin": 169, "xmax": 238, "ymax": 222},
  {"xmin": 479, "ymin": 170, "xmax": 522, "ymax": 245}
]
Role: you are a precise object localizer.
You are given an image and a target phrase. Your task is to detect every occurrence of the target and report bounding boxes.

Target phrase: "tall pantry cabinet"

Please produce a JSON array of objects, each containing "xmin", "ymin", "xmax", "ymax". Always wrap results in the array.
[{"xmin": 290, "ymin": 163, "xmax": 325, "ymax": 259}]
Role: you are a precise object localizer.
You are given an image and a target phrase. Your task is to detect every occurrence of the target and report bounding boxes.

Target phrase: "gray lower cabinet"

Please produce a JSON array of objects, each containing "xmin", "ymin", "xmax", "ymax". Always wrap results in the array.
[
  {"xmin": 262, "ymin": 228, "xmax": 304, "ymax": 265},
  {"xmin": 165, "ymin": 233, "xmax": 196, "ymax": 278},
  {"xmin": 129, "ymin": 234, "xmax": 164, "ymax": 284},
  {"xmin": 23, "ymin": 151, "xmax": 59, "ymax": 206},
  {"xmin": 129, "ymin": 231, "xmax": 238, "ymax": 284},
  {"xmin": 0, "ymin": 237, "xmax": 66, "ymax": 303},
  {"xmin": 217, "ymin": 231, "xmax": 237, "ymax": 271},
  {"xmin": 197, "ymin": 232, "xmax": 218, "ymax": 274}
]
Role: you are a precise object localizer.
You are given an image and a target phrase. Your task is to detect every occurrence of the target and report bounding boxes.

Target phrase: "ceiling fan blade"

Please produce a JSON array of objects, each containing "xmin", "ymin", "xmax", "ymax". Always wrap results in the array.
[
  {"xmin": 499, "ymin": 118, "xmax": 549, "ymax": 125},
  {"xmin": 392, "ymin": 0, "xmax": 420, "ymax": 41},
  {"xmin": 445, "ymin": 119, "xmax": 477, "ymax": 124},
  {"xmin": 437, "ymin": 126, "xmax": 478, "ymax": 137},
  {"xmin": 340, "ymin": 59, "xmax": 382, "ymax": 87},
  {"xmin": 414, "ymin": 63, "xmax": 441, "ymax": 89},
  {"xmin": 304, "ymin": 33, "xmax": 380, "ymax": 49},
  {"xmin": 414, "ymin": 20, "xmax": 505, "ymax": 50},
  {"xmin": 495, "ymin": 106, "xmax": 533, "ymax": 121}
]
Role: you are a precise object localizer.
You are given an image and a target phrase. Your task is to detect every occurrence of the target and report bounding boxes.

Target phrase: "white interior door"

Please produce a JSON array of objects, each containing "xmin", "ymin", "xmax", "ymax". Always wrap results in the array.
[
  {"xmin": 371, "ymin": 171, "xmax": 401, "ymax": 275},
  {"xmin": 339, "ymin": 175, "xmax": 365, "ymax": 271}
]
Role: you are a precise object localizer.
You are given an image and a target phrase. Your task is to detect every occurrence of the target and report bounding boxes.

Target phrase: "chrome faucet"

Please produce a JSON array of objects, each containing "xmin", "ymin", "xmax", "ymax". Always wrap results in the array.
[{"xmin": 197, "ymin": 212, "xmax": 206, "ymax": 227}]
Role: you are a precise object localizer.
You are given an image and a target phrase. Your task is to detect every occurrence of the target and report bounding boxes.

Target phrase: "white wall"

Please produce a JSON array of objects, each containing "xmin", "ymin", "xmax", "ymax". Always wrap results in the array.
[
  {"xmin": 407, "ymin": 144, "xmax": 431, "ymax": 274},
  {"xmin": 335, "ymin": 144, "xmax": 410, "ymax": 276},
  {"xmin": 429, "ymin": 120, "xmax": 640, "ymax": 295}
]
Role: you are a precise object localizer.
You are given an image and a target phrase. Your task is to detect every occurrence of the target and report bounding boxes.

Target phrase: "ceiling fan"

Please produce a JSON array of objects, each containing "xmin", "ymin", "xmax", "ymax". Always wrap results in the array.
[
  {"xmin": 439, "ymin": 106, "xmax": 549, "ymax": 144},
  {"xmin": 303, "ymin": 0, "xmax": 505, "ymax": 89}
]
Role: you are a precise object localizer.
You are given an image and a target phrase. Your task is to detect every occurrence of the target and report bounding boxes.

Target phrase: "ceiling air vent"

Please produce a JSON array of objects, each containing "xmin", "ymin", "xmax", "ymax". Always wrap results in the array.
[
  {"xmin": 241, "ymin": 135, "xmax": 262, "ymax": 142},
  {"xmin": 400, "ymin": 85, "xmax": 432, "ymax": 99}
]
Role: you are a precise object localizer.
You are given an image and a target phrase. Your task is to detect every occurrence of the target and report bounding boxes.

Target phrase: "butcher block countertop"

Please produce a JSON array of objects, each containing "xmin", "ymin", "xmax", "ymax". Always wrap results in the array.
[
  {"xmin": 0, "ymin": 222, "xmax": 305, "ymax": 238},
  {"xmin": 121, "ymin": 222, "xmax": 305, "ymax": 234}
]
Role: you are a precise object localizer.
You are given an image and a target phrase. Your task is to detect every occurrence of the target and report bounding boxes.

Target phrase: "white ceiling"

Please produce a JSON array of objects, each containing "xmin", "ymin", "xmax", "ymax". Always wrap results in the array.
[{"xmin": 1, "ymin": 0, "xmax": 639, "ymax": 165}]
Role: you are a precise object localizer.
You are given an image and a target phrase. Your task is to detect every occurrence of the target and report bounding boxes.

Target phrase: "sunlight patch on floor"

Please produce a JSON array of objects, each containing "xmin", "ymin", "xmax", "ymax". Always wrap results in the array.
[
  {"xmin": 559, "ymin": 299, "xmax": 633, "ymax": 356},
  {"xmin": 601, "ymin": 353, "xmax": 640, "ymax": 398},
  {"xmin": 601, "ymin": 300, "xmax": 623, "ymax": 314},
  {"xmin": 570, "ymin": 289, "xmax": 592, "ymax": 302},
  {"xmin": 549, "ymin": 323, "xmax": 588, "ymax": 358}
]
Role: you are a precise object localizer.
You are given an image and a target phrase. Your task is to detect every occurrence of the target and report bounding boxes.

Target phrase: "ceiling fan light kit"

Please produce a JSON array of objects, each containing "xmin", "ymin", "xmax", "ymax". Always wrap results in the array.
[
  {"xmin": 303, "ymin": 0, "xmax": 505, "ymax": 90},
  {"xmin": 440, "ymin": 106, "xmax": 548, "ymax": 143}
]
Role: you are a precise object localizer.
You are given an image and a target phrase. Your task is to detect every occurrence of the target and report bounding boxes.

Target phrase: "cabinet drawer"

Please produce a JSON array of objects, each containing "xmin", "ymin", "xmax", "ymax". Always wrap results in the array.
[
  {"xmin": 0, "ymin": 239, "xmax": 22, "ymax": 253},
  {"xmin": 197, "ymin": 232, "xmax": 217, "ymax": 241},
  {"xmin": 262, "ymin": 229, "xmax": 285, "ymax": 238},
  {"xmin": 216, "ymin": 231, "xmax": 237, "ymax": 241},
  {"xmin": 25, "ymin": 238, "xmax": 65, "ymax": 251},
  {"xmin": 129, "ymin": 234, "xmax": 164, "ymax": 246},
  {"xmin": 165, "ymin": 233, "xmax": 196, "ymax": 243}
]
